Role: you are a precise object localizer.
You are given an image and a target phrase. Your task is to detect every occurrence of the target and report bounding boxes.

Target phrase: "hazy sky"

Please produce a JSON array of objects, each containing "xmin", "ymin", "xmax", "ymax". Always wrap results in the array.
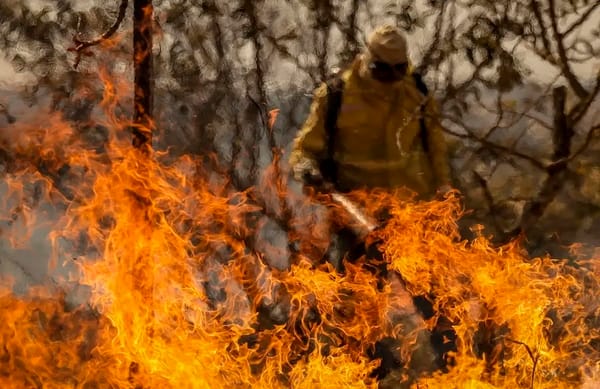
[{"xmin": 0, "ymin": 57, "xmax": 26, "ymax": 89}]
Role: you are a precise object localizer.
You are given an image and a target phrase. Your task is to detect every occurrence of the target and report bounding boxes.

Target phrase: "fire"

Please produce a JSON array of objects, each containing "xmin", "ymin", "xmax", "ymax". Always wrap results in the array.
[{"xmin": 0, "ymin": 69, "xmax": 598, "ymax": 389}]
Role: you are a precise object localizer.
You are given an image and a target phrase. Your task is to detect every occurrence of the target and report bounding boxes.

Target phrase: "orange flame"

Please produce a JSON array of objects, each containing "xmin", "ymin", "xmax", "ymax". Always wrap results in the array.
[
  {"xmin": 268, "ymin": 108, "xmax": 280, "ymax": 131},
  {"xmin": 0, "ymin": 69, "xmax": 598, "ymax": 389}
]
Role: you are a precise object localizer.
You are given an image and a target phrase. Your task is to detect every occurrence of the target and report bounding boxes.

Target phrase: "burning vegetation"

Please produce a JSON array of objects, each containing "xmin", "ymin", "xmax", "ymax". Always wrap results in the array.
[
  {"xmin": 0, "ymin": 68, "xmax": 599, "ymax": 388},
  {"xmin": 1, "ymin": 0, "xmax": 600, "ymax": 388}
]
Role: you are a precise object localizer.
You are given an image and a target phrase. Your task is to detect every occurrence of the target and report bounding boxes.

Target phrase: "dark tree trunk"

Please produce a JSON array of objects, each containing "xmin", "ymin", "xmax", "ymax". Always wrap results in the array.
[
  {"xmin": 508, "ymin": 86, "xmax": 573, "ymax": 239},
  {"xmin": 132, "ymin": 0, "xmax": 154, "ymax": 148}
]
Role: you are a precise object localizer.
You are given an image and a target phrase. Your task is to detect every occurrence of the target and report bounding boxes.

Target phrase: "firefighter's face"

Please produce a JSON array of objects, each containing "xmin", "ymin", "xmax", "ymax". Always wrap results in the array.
[{"xmin": 369, "ymin": 59, "xmax": 408, "ymax": 84}]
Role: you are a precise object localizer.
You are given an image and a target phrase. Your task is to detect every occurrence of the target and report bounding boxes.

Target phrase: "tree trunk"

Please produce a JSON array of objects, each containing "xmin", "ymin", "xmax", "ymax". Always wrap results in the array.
[{"xmin": 509, "ymin": 86, "xmax": 573, "ymax": 239}]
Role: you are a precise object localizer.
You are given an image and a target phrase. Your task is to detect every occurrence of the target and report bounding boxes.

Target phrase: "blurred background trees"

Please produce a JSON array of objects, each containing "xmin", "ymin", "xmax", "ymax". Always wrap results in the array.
[{"xmin": 1, "ymin": 0, "xmax": 599, "ymax": 262}]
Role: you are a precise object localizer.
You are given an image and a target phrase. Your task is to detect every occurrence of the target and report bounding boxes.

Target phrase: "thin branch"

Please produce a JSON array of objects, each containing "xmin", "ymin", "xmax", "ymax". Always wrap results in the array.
[
  {"xmin": 340, "ymin": 0, "xmax": 361, "ymax": 63},
  {"xmin": 570, "ymin": 39, "xmax": 599, "ymax": 62},
  {"xmin": 547, "ymin": 0, "xmax": 588, "ymax": 98},
  {"xmin": 550, "ymin": 123, "xmax": 600, "ymax": 167},
  {"xmin": 472, "ymin": 88, "xmax": 557, "ymax": 133},
  {"xmin": 416, "ymin": 0, "xmax": 449, "ymax": 75},
  {"xmin": 262, "ymin": 33, "xmax": 312, "ymax": 76},
  {"xmin": 242, "ymin": 0, "xmax": 268, "ymax": 133},
  {"xmin": 568, "ymin": 70, "xmax": 600, "ymax": 125},
  {"xmin": 563, "ymin": 2, "xmax": 600, "ymax": 37},
  {"xmin": 504, "ymin": 337, "xmax": 540, "ymax": 389},
  {"xmin": 501, "ymin": 107, "xmax": 554, "ymax": 131},
  {"xmin": 507, "ymin": 86, "xmax": 574, "ymax": 238},
  {"xmin": 435, "ymin": 2, "xmax": 459, "ymax": 94},
  {"xmin": 442, "ymin": 118, "xmax": 548, "ymax": 170},
  {"xmin": 247, "ymin": 93, "xmax": 268, "ymax": 137},
  {"xmin": 440, "ymin": 44, "xmax": 498, "ymax": 107},
  {"xmin": 482, "ymin": 93, "xmax": 508, "ymax": 140},
  {"xmin": 205, "ymin": 0, "xmax": 232, "ymax": 86},
  {"xmin": 0, "ymin": 253, "xmax": 39, "ymax": 284},
  {"xmin": 473, "ymin": 170, "xmax": 503, "ymax": 233},
  {"xmin": 530, "ymin": 0, "xmax": 556, "ymax": 63},
  {"xmin": 311, "ymin": 0, "xmax": 334, "ymax": 80},
  {"xmin": 518, "ymin": 29, "xmax": 559, "ymax": 66},
  {"xmin": 67, "ymin": 0, "xmax": 129, "ymax": 69},
  {"xmin": 487, "ymin": 70, "xmax": 563, "ymax": 133}
]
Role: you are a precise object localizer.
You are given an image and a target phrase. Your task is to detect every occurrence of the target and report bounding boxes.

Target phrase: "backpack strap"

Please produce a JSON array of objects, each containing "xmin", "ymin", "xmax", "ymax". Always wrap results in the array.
[
  {"xmin": 321, "ymin": 72, "xmax": 430, "ymax": 183},
  {"xmin": 321, "ymin": 74, "xmax": 345, "ymax": 183},
  {"xmin": 411, "ymin": 72, "xmax": 430, "ymax": 153}
]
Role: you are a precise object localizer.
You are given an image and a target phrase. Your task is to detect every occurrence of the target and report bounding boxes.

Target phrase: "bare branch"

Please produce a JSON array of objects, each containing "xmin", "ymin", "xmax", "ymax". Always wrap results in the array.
[
  {"xmin": 550, "ymin": 86, "xmax": 573, "ymax": 162},
  {"xmin": 0, "ymin": 253, "xmax": 39, "ymax": 284},
  {"xmin": 67, "ymin": 0, "xmax": 129, "ymax": 69},
  {"xmin": 262, "ymin": 33, "xmax": 313, "ymax": 76},
  {"xmin": 473, "ymin": 170, "xmax": 503, "ymax": 233},
  {"xmin": 472, "ymin": 70, "xmax": 562, "ymax": 143},
  {"xmin": 340, "ymin": 0, "xmax": 361, "ymax": 62},
  {"xmin": 507, "ymin": 86, "xmax": 574, "ymax": 237},
  {"xmin": 247, "ymin": 93, "xmax": 268, "ymax": 139},
  {"xmin": 440, "ymin": 60, "xmax": 493, "ymax": 106},
  {"xmin": 529, "ymin": 0, "xmax": 556, "ymax": 63},
  {"xmin": 547, "ymin": 0, "xmax": 588, "ymax": 98},
  {"xmin": 204, "ymin": 1, "xmax": 235, "ymax": 88},
  {"xmin": 442, "ymin": 119, "xmax": 548, "ymax": 170},
  {"xmin": 237, "ymin": 0, "xmax": 271, "ymax": 184},
  {"xmin": 569, "ymin": 70, "xmax": 600, "ymax": 125},
  {"xmin": 467, "ymin": 93, "xmax": 509, "ymax": 142},
  {"xmin": 504, "ymin": 337, "xmax": 539, "ymax": 389},
  {"xmin": 311, "ymin": 0, "xmax": 334, "ymax": 80},
  {"xmin": 551, "ymin": 123, "xmax": 600, "ymax": 167},
  {"xmin": 570, "ymin": 38, "xmax": 600, "ymax": 62},
  {"xmin": 474, "ymin": 91, "xmax": 556, "ymax": 132},
  {"xmin": 500, "ymin": 107, "xmax": 554, "ymax": 131},
  {"xmin": 509, "ymin": 125, "xmax": 530, "ymax": 150},
  {"xmin": 416, "ymin": 1, "xmax": 449, "ymax": 75},
  {"xmin": 563, "ymin": 2, "xmax": 600, "ymax": 37}
]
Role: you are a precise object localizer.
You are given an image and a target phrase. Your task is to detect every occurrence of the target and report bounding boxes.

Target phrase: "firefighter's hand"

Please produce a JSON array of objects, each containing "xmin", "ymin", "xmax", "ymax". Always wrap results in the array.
[
  {"xmin": 435, "ymin": 184, "xmax": 456, "ymax": 199},
  {"xmin": 293, "ymin": 158, "xmax": 325, "ymax": 187},
  {"xmin": 305, "ymin": 171, "xmax": 336, "ymax": 193}
]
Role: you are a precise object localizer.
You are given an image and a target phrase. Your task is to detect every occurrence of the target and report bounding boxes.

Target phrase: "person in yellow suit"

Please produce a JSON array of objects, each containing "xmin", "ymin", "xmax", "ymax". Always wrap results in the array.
[
  {"xmin": 290, "ymin": 24, "xmax": 451, "ymax": 198},
  {"xmin": 288, "ymin": 25, "xmax": 456, "ymax": 386}
]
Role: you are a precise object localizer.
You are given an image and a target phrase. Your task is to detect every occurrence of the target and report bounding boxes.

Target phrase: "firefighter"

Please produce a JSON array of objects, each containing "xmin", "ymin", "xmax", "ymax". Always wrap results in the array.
[
  {"xmin": 289, "ymin": 24, "xmax": 451, "ymax": 198},
  {"xmin": 288, "ymin": 25, "xmax": 455, "ymax": 386}
]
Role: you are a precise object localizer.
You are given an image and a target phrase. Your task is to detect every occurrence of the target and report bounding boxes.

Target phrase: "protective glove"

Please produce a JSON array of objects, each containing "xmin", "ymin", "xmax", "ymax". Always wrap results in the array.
[
  {"xmin": 435, "ymin": 184, "xmax": 457, "ymax": 199},
  {"xmin": 293, "ymin": 157, "xmax": 325, "ymax": 187}
]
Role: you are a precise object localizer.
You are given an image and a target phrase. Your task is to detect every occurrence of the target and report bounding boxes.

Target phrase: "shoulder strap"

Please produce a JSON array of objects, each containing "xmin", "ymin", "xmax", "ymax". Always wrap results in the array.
[
  {"xmin": 411, "ymin": 72, "xmax": 430, "ymax": 153},
  {"xmin": 325, "ymin": 74, "xmax": 345, "ymax": 151},
  {"xmin": 321, "ymin": 73, "xmax": 429, "ymax": 182},
  {"xmin": 412, "ymin": 72, "xmax": 429, "ymax": 96},
  {"xmin": 321, "ymin": 74, "xmax": 345, "ymax": 182}
]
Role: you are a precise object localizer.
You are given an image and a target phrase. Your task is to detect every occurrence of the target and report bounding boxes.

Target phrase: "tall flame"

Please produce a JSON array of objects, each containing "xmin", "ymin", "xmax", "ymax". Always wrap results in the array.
[{"xmin": 0, "ymin": 70, "xmax": 598, "ymax": 388}]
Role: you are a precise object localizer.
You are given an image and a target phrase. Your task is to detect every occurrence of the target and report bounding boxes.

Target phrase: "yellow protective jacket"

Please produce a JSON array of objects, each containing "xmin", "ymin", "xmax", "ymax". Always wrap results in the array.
[{"xmin": 289, "ymin": 58, "xmax": 450, "ymax": 198}]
